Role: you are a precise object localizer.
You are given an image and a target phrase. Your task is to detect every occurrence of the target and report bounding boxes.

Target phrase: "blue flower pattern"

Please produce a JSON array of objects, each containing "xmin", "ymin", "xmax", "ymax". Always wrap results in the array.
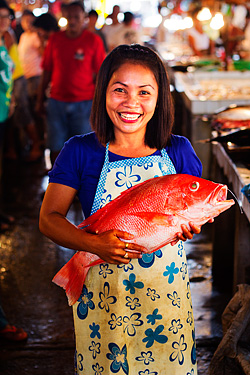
[
  {"xmin": 169, "ymin": 319, "xmax": 183, "ymax": 334},
  {"xmin": 123, "ymin": 313, "xmax": 143, "ymax": 336},
  {"xmin": 125, "ymin": 296, "xmax": 141, "ymax": 310},
  {"xmin": 115, "ymin": 166, "xmax": 141, "ymax": 189},
  {"xmin": 138, "ymin": 250, "xmax": 163, "ymax": 268},
  {"xmin": 73, "ymin": 151, "xmax": 197, "ymax": 374},
  {"xmin": 191, "ymin": 329, "xmax": 196, "ymax": 365},
  {"xmin": 142, "ymin": 325, "xmax": 168, "ymax": 348},
  {"xmin": 169, "ymin": 334, "xmax": 187, "ymax": 365},
  {"xmin": 146, "ymin": 288, "xmax": 160, "ymax": 301},
  {"xmin": 117, "ymin": 262, "xmax": 134, "ymax": 272},
  {"xmin": 163, "ymin": 262, "xmax": 179, "ymax": 284},
  {"xmin": 92, "ymin": 362, "xmax": 104, "ymax": 374},
  {"xmin": 77, "ymin": 285, "xmax": 95, "ymax": 320},
  {"xmin": 89, "ymin": 341, "xmax": 101, "ymax": 359},
  {"xmin": 135, "ymin": 351, "xmax": 155, "ymax": 365},
  {"xmin": 99, "ymin": 263, "xmax": 113, "ymax": 278},
  {"xmin": 90, "ymin": 322, "xmax": 101, "ymax": 339},
  {"xmin": 108, "ymin": 313, "xmax": 123, "ymax": 330},
  {"xmin": 138, "ymin": 161, "xmax": 154, "ymax": 170},
  {"xmin": 98, "ymin": 282, "xmax": 117, "ymax": 312},
  {"xmin": 100, "ymin": 193, "xmax": 112, "ymax": 208},
  {"xmin": 107, "ymin": 343, "xmax": 129, "ymax": 374},
  {"xmin": 146, "ymin": 309, "xmax": 162, "ymax": 325},
  {"xmin": 180, "ymin": 262, "xmax": 188, "ymax": 280},
  {"xmin": 123, "ymin": 273, "xmax": 144, "ymax": 294},
  {"xmin": 167, "ymin": 291, "xmax": 181, "ymax": 308},
  {"xmin": 178, "ymin": 241, "xmax": 184, "ymax": 257}
]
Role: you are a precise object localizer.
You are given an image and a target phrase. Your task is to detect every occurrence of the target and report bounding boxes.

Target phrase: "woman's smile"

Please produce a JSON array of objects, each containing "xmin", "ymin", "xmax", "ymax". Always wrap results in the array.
[
  {"xmin": 118, "ymin": 112, "xmax": 142, "ymax": 122},
  {"xmin": 106, "ymin": 62, "xmax": 158, "ymax": 137}
]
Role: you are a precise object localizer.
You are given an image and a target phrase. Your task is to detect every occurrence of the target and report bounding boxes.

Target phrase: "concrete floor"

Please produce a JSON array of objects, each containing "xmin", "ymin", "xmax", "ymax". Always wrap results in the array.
[{"xmin": 0, "ymin": 156, "xmax": 232, "ymax": 374}]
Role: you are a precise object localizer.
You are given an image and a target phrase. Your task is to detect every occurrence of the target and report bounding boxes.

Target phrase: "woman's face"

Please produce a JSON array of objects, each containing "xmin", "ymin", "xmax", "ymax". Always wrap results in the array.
[{"xmin": 106, "ymin": 62, "xmax": 158, "ymax": 139}]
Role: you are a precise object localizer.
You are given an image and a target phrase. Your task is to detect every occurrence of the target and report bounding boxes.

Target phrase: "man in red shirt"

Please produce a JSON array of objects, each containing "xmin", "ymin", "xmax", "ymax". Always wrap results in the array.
[{"xmin": 37, "ymin": 1, "xmax": 106, "ymax": 165}]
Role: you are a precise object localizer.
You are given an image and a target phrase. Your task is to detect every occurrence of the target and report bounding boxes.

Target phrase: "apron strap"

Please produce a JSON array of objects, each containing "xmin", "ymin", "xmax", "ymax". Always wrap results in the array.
[{"xmin": 90, "ymin": 143, "xmax": 110, "ymax": 215}]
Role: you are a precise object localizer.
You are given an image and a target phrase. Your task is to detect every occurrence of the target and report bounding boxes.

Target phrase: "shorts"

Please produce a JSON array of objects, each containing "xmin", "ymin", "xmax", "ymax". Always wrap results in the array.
[
  {"xmin": 26, "ymin": 76, "xmax": 41, "ymax": 100},
  {"xmin": 46, "ymin": 98, "xmax": 92, "ymax": 152},
  {"xmin": 13, "ymin": 76, "xmax": 33, "ymax": 127}
]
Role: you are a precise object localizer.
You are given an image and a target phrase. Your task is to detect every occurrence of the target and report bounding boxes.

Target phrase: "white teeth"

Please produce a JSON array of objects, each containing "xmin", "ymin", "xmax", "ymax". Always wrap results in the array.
[{"xmin": 120, "ymin": 113, "xmax": 141, "ymax": 120}]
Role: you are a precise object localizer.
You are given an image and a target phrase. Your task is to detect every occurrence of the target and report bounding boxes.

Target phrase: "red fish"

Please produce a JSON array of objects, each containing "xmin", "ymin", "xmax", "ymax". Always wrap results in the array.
[{"xmin": 53, "ymin": 174, "xmax": 234, "ymax": 305}]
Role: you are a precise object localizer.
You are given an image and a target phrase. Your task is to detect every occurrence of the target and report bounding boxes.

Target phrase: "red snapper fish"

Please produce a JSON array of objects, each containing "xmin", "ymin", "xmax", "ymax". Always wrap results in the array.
[{"xmin": 53, "ymin": 174, "xmax": 235, "ymax": 305}]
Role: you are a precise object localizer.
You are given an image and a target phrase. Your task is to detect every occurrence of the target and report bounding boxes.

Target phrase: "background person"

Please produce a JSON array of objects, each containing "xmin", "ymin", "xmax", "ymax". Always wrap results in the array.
[
  {"xmin": 0, "ymin": 0, "xmax": 28, "ymax": 341},
  {"xmin": 187, "ymin": 9, "xmax": 213, "ymax": 56},
  {"xmin": 18, "ymin": 9, "xmax": 45, "ymax": 148},
  {"xmin": 101, "ymin": 4, "xmax": 122, "ymax": 52},
  {"xmin": 39, "ymin": 44, "xmax": 208, "ymax": 374},
  {"xmin": 36, "ymin": 1, "xmax": 106, "ymax": 166},
  {"xmin": 33, "ymin": 12, "xmax": 60, "ymax": 54},
  {"xmin": 0, "ymin": 0, "xmax": 14, "ymax": 229},
  {"xmin": 109, "ymin": 11, "xmax": 142, "ymax": 50},
  {"xmin": 3, "ymin": 21, "xmax": 42, "ymax": 161},
  {"xmin": 87, "ymin": 9, "xmax": 108, "ymax": 53}
]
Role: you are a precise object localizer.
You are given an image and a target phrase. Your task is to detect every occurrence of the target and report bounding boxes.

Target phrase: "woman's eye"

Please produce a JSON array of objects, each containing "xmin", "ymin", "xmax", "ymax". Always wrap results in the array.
[
  {"xmin": 114, "ymin": 88, "xmax": 124, "ymax": 93},
  {"xmin": 189, "ymin": 181, "xmax": 199, "ymax": 192},
  {"xmin": 140, "ymin": 90, "xmax": 150, "ymax": 95}
]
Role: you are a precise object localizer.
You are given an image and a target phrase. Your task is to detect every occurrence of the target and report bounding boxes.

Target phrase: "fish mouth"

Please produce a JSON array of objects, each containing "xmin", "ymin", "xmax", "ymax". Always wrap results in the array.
[{"xmin": 208, "ymin": 185, "xmax": 234, "ymax": 207}]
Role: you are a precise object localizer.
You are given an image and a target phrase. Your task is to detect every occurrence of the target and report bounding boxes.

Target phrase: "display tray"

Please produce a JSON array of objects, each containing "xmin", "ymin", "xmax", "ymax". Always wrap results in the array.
[{"xmin": 174, "ymin": 71, "xmax": 250, "ymax": 114}]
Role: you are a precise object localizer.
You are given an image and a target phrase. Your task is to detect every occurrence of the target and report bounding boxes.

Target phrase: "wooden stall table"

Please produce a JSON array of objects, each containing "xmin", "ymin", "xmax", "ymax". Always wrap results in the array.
[{"xmin": 211, "ymin": 142, "xmax": 250, "ymax": 293}]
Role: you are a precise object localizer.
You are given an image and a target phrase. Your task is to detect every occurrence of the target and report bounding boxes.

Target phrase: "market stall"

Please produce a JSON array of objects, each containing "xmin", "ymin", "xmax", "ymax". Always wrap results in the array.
[{"xmin": 173, "ymin": 70, "xmax": 250, "ymax": 178}]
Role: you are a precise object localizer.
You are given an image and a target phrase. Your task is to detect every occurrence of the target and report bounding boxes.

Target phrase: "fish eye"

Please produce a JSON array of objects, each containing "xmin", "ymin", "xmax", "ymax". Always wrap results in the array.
[{"xmin": 189, "ymin": 181, "xmax": 199, "ymax": 192}]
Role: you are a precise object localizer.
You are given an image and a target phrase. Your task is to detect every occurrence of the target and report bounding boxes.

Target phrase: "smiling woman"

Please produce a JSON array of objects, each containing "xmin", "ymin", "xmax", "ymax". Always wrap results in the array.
[
  {"xmin": 91, "ymin": 44, "xmax": 174, "ymax": 150},
  {"xmin": 39, "ymin": 44, "xmax": 203, "ymax": 374}
]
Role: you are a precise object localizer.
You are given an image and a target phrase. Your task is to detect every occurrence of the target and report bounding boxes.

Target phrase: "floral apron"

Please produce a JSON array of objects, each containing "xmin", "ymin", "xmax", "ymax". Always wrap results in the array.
[{"xmin": 73, "ymin": 144, "xmax": 197, "ymax": 375}]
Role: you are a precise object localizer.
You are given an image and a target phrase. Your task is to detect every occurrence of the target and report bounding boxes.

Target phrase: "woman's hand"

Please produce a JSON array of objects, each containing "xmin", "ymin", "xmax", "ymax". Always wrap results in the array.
[
  {"xmin": 171, "ymin": 218, "xmax": 214, "ymax": 246},
  {"xmin": 171, "ymin": 222, "xmax": 201, "ymax": 246},
  {"xmin": 85, "ymin": 229, "xmax": 147, "ymax": 265}
]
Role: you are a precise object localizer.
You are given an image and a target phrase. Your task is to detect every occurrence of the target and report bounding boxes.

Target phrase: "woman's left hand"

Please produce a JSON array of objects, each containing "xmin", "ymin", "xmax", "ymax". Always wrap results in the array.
[{"xmin": 171, "ymin": 222, "xmax": 201, "ymax": 246}]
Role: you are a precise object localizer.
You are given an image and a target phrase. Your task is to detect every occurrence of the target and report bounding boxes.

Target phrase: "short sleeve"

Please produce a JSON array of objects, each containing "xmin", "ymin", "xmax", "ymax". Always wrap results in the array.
[
  {"xmin": 48, "ymin": 137, "xmax": 85, "ymax": 190},
  {"xmin": 41, "ymin": 34, "xmax": 54, "ymax": 72},
  {"xmin": 167, "ymin": 135, "xmax": 202, "ymax": 177}
]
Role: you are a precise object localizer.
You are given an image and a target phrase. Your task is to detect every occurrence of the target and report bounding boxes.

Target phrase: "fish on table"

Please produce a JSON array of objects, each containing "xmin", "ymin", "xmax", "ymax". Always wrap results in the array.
[
  {"xmin": 52, "ymin": 174, "xmax": 235, "ymax": 305},
  {"xmin": 212, "ymin": 106, "xmax": 250, "ymax": 131},
  {"xmin": 201, "ymin": 128, "xmax": 250, "ymax": 147}
]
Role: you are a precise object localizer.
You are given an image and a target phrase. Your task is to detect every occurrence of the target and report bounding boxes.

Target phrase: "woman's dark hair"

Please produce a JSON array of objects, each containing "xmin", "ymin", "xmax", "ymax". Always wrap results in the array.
[{"xmin": 91, "ymin": 44, "xmax": 174, "ymax": 149}]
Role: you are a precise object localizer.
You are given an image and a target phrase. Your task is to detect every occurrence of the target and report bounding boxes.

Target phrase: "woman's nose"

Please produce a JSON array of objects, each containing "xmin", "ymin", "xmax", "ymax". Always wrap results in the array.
[{"xmin": 124, "ymin": 93, "xmax": 139, "ymax": 107}]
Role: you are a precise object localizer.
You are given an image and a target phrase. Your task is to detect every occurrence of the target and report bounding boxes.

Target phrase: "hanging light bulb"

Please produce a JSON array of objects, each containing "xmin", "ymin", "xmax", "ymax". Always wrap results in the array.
[
  {"xmin": 197, "ymin": 7, "xmax": 212, "ymax": 21},
  {"xmin": 210, "ymin": 13, "xmax": 224, "ymax": 30}
]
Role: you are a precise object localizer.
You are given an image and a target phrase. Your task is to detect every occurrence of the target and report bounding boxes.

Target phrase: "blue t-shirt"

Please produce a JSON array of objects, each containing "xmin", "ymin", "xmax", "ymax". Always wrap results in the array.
[{"xmin": 49, "ymin": 132, "xmax": 202, "ymax": 218}]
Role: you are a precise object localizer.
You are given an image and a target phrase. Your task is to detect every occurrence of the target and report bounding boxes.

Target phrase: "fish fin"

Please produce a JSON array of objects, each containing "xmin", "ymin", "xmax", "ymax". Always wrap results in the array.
[
  {"xmin": 164, "ymin": 196, "xmax": 188, "ymax": 211},
  {"xmin": 132, "ymin": 212, "xmax": 177, "ymax": 226},
  {"xmin": 52, "ymin": 252, "xmax": 101, "ymax": 306}
]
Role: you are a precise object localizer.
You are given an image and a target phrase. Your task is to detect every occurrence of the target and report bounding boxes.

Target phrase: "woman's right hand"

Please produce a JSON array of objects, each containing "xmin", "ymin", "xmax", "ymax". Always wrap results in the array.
[{"xmin": 85, "ymin": 229, "xmax": 147, "ymax": 265}]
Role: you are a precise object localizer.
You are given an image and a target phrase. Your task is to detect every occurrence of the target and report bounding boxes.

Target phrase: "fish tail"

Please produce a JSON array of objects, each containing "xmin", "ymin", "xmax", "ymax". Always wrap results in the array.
[{"xmin": 52, "ymin": 252, "xmax": 101, "ymax": 306}]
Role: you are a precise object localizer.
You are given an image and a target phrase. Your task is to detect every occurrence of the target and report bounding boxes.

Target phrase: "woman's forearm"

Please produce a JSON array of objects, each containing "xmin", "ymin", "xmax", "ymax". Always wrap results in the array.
[{"xmin": 39, "ymin": 211, "xmax": 96, "ymax": 252}]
